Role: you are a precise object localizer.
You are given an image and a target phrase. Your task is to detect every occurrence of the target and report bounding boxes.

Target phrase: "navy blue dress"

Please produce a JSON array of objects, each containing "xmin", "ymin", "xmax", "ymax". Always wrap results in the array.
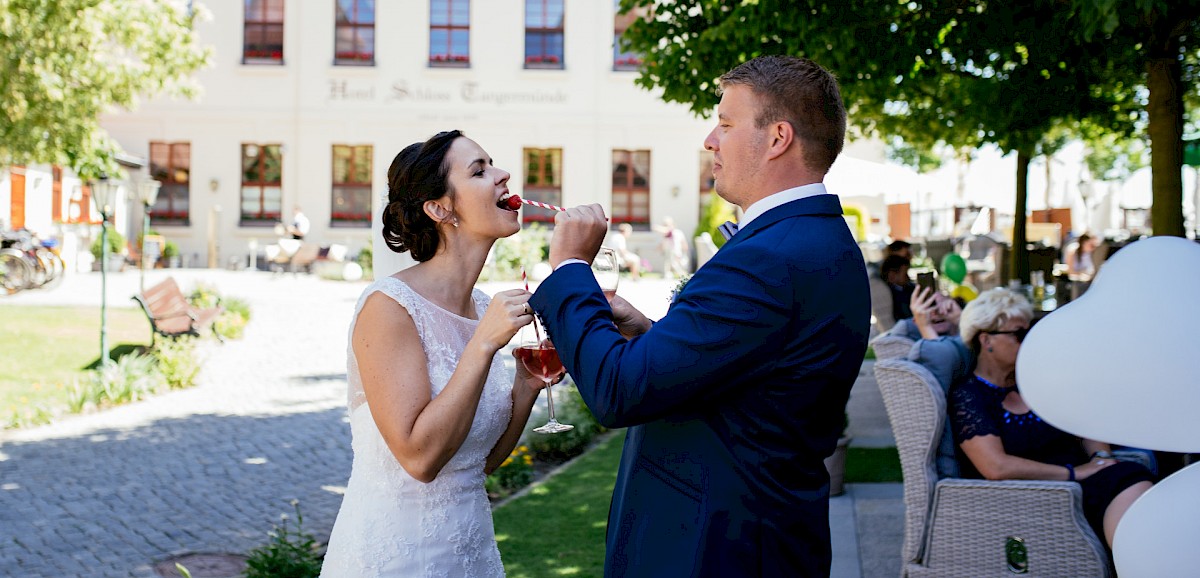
[{"xmin": 950, "ymin": 375, "xmax": 1153, "ymax": 539}]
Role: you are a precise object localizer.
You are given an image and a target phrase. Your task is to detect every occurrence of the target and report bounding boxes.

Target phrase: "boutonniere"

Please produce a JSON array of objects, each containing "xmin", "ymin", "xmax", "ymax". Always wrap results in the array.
[{"xmin": 669, "ymin": 274, "xmax": 692, "ymax": 303}]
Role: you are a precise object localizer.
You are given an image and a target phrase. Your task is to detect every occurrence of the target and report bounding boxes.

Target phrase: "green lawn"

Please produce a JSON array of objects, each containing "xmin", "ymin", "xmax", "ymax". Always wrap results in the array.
[
  {"xmin": 0, "ymin": 305, "xmax": 151, "ymax": 412},
  {"xmin": 845, "ymin": 447, "xmax": 903, "ymax": 483},
  {"xmin": 493, "ymin": 431, "xmax": 901, "ymax": 577},
  {"xmin": 495, "ymin": 431, "xmax": 624, "ymax": 578}
]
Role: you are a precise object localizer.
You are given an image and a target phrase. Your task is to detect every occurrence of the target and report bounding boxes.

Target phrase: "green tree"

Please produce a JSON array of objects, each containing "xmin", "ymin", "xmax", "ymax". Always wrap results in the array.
[
  {"xmin": 617, "ymin": 0, "xmax": 1145, "ymax": 282},
  {"xmin": 885, "ymin": 137, "xmax": 945, "ymax": 174},
  {"xmin": 1072, "ymin": 1, "xmax": 1200, "ymax": 237},
  {"xmin": 0, "ymin": 0, "xmax": 212, "ymax": 180}
]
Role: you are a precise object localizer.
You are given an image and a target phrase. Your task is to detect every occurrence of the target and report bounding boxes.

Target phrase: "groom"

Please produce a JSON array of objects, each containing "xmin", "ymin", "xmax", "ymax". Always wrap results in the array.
[{"xmin": 528, "ymin": 55, "xmax": 870, "ymax": 577}]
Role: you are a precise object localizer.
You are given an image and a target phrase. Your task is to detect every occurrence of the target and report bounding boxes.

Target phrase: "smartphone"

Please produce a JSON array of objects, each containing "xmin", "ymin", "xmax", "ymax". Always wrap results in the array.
[{"xmin": 917, "ymin": 271, "xmax": 937, "ymax": 294}]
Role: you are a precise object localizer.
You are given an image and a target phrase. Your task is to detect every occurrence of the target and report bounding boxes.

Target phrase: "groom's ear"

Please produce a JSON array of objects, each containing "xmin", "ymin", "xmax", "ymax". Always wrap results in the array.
[{"xmin": 765, "ymin": 120, "xmax": 794, "ymax": 161}]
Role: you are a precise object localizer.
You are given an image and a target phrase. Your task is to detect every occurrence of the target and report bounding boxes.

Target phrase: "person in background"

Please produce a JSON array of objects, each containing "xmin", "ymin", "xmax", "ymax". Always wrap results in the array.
[
  {"xmin": 656, "ymin": 215, "xmax": 689, "ymax": 278},
  {"xmin": 886, "ymin": 239, "xmax": 913, "ymax": 261},
  {"xmin": 870, "ymin": 254, "xmax": 914, "ymax": 334},
  {"xmin": 287, "ymin": 206, "xmax": 310, "ymax": 240},
  {"xmin": 1067, "ymin": 233, "xmax": 1097, "ymax": 280},
  {"xmin": 607, "ymin": 222, "xmax": 641, "ymax": 278},
  {"xmin": 950, "ymin": 288, "xmax": 1154, "ymax": 548}
]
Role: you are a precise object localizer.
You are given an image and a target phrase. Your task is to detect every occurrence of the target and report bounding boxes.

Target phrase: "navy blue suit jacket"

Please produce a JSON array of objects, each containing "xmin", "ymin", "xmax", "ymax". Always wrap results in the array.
[{"xmin": 529, "ymin": 194, "xmax": 870, "ymax": 577}]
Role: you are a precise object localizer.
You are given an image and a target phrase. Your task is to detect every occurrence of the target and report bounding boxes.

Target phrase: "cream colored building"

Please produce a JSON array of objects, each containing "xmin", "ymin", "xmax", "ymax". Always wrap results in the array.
[
  {"xmin": 94, "ymin": 0, "xmax": 735, "ymax": 273},
  {"xmin": 6, "ymin": 0, "xmax": 900, "ymax": 275}
]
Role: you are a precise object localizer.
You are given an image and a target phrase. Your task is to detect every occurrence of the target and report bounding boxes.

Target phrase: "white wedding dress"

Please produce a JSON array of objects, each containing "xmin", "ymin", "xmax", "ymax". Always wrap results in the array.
[{"xmin": 321, "ymin": 277, "xmax": 513, "ymax": 577}]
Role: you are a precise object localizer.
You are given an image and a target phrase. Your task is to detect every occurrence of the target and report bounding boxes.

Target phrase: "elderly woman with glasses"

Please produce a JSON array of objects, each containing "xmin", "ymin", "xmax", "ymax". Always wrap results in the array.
[{"xmin": 950, "ymin": 288, "xmax": 1153, "ymax": 548}]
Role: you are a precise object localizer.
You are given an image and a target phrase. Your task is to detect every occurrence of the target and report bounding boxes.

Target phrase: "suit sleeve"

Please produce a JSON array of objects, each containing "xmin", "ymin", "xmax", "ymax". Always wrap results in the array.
[{"xmin": 529, "ymin": 247, "xmax": 794, "ymax": 429}]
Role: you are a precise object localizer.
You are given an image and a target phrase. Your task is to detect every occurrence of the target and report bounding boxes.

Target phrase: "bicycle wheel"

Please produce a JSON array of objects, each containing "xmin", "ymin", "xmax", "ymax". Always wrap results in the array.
[
  {"xmin": 33, "ymin": 247, "xmax": 65, "ymax": 288},
  {"xmin": 0, "ymin": 248, "xmax": 33, "ymax": 294}
]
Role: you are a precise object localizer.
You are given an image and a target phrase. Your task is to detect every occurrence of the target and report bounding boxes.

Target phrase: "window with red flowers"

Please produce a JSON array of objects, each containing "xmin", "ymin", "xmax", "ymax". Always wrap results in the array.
[
  {"xmin": 522, "ymin": 148, "xmax": 562, "ymax": 224},
  {"xmin": 243, "ymin": 0, "xmax": 284, "ymax": 64},
  {"xmin": 241, "ymin": 144, "xmax": 283, "ymax": 225},
  {"xmin": 611, "ymin": 150, "xmax": 650, "ymax": 230},
  {"xmin": 430, "ymin": 0, "xmax": 469, "ymax": 67},
  {"xmin": 149, "ymin": 142, "xmax": 192, "ymax": 226},
  {"xmin": 335, "ymin": 0, "xmax": 375, "ymax": 65},
  {"xmin": 332, "ymin": 145, "xmax": 373, "ymax": 228},
  {"xmin": 525, "ymin": 0, "xmax": 564, "ymax": 69},
  {"xmin": 612, "ymin": 0, "xmax": 644, "ymax": 71}
]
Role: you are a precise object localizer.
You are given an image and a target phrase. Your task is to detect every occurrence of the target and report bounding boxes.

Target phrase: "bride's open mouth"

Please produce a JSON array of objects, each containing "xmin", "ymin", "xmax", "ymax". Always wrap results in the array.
[{"xmin": 497, "ymin": 191, "xmax": 520, "ymax": 211}]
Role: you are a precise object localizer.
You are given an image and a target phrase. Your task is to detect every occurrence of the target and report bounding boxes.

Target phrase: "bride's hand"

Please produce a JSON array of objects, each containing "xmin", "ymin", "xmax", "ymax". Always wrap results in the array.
[
  {"xmin": 474, "ymin": 289, "xmax": 534, "ymax": 351},
  {"xmin": 512, "ymin": 350, "xmax": 564, "ymax": 396}
]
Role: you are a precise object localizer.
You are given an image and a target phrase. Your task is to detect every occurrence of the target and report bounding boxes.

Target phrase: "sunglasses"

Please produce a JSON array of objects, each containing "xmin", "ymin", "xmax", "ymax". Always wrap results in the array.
[{"xmin": 986, "ymin": 327, "xmax": 1029, "ymax": 342}]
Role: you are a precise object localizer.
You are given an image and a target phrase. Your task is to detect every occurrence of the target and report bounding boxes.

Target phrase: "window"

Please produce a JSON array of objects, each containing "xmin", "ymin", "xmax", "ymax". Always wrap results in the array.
[
  {"xmin": 335, "ymin": 0, "xmax": 375, "ymax": 65},
  {"xmin": 332, "ymin": 145, "xmax": 373, "ymax": 228},
  {"xmin": 525, "ymin": 0, "xmax": 564, "ymax": 69},
  {"xmin": 613, "ymin": 0, "xmax": 643, "ymax": 71},
  {"xmin": 522, "ymin": 148, "xmax": 562, "ymax": 224},
  {"xmin": 244, "ymin": 0, "xmax": 284, "ymax": 64},
  {"xmin": 698, "ymin": 150, "xmax": 715, "ymax": 219},
  {"xmin": 149, "ymin": 142, "xmax": 192, "ymax": 226},
  {"xmin": 241, "ymin": 144, "xmax": 283, "ymax": 225},
  {"xmin": 430, "ymin": 0, "xmax": 469, "ymax": 67},
  {"xmin": 611, "ymin": 150, "xmax": 650, "ymax": 229}
]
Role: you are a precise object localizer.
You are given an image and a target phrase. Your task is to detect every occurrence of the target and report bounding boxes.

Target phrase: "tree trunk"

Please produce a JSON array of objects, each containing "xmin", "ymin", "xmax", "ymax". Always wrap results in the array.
[
  {"xmin": 1012, "ymin": 150, "xmax": 1032, "ymax": 286},
  {"xmin": 1146, "ymin": 55, "xmax": 1186, "ymax": 237}
]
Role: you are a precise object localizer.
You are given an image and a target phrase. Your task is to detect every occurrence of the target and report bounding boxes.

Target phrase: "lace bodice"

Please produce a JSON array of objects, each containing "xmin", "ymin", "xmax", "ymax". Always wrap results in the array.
[{"xmin": 322, "ymin": 277, "xmax": 512, "ymax": 577}]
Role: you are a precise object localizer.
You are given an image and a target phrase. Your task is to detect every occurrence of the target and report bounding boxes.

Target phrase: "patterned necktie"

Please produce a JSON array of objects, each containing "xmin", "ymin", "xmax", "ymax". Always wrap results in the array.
[{"xmin": 718, "ymin": 220, "xmax": 739, "ymax": 241}]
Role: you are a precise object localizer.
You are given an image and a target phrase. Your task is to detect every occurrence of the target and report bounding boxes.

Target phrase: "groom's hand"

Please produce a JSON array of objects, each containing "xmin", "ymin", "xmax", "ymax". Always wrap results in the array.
[
  {"xmin": 608, "ymin": 295, "xmax": 652, "ymax": 339},
  {"xmin": 549, "ymin": 204, "xmax": 608, "ymax": 268}
]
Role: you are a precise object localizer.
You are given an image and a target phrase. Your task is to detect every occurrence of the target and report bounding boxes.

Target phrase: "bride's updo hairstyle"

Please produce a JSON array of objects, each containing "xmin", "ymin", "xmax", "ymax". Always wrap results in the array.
[{"xmin": 382, "ymin": 130, "xmax": 463, "ymax": 261}]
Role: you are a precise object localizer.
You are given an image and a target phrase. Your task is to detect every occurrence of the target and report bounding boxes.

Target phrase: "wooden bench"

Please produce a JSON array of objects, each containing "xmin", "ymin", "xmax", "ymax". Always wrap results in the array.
[{"xmin": 133, "ymin": 277, "xmax": 223, "ymax": 343}]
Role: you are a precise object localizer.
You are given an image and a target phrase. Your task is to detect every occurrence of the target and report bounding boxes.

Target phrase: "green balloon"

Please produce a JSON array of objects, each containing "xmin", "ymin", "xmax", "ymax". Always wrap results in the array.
[{"xmin": 941, "ymin": 253, "xmax": 968, "ymax": 284}]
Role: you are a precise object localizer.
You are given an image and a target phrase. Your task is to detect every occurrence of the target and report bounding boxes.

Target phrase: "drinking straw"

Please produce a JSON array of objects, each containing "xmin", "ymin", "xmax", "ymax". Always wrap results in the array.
[
  {"xmin": 520, "ymin": 197, "xmax": 567, "ymax": 212},
  {"xmin": 523, "ymin": 266, "xmax": 542, "ymax": 343}
]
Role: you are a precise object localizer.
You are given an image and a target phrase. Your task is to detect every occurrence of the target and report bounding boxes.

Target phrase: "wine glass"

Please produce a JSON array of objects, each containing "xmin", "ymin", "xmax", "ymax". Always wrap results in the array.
[
  {"xmin": 516, "ymin": 323, "xmax": 573, "ymax": 434},
  {"xmin": 593, "ymin": 247, "xmax": 620, "ymax": 299}
]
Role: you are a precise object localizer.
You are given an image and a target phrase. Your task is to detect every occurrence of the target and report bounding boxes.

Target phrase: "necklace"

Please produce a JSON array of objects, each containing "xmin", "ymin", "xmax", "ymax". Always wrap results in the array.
[{"xmin": 974, "ymin": 373, "xmax": 1013, "ymax": 391}]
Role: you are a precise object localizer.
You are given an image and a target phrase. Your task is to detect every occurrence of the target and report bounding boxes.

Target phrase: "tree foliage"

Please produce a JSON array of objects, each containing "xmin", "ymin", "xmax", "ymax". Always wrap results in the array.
[
  {"xmin": 618, "ymin": 0, "xmax": 1143, "ymax": 280},
  {"xmin": 0, "ymin": 0, "xmax": 212, "ymax": 180}
]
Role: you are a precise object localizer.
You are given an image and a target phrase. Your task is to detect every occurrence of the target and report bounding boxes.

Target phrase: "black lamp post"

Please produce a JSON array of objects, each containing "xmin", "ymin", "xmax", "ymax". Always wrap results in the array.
[
  {"xmin": 91, "ymin": 177, "xmax": 120, "ymax": 366},
  {"xmin": 138, "ymin": 179, "xmax": 161, "ymax": 293}
]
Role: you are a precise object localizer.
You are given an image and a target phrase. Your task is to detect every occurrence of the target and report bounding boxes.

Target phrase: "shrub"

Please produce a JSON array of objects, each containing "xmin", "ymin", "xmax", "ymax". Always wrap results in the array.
[
  {"xmin": 4, "ymin": 402, "xmax": 53, "ymax": 429},
  {"xmin": 244, "ymin": 500, "xmax": 323, "ymax": 578},
  {"xmin": 153, "ymin": 337, "xmax": 202, "ymax": 389},
  {"xmin": 187, "ymin": 283, "xmax": 222, "ymax": 310},
  {"xmin": 215, "ymin": 296, "xmax": 252, "ymax": 340},
  {"xmin": 90, "ymin": 353, "xmax": 165, "ymax": 407},
  {"xmin": 695, "ymin": 193, "xmax": 737, "ymax": 249},
  {"xmin": 483, "ymin": 224, "xmax": 550, "ymax": 281},
  {"xmin": 522, "ymin": 382, "xmax": 605, "ymax": 462},
  {"xmin": 486, "ymin": 444, "xmax": 535, "ymax": 498},
  {"xmin": 356, "ymin": 244, "xmax": 373, "ymax": 279},
  {"xmin": 90, "ymin": 228, "xmax": 126, "ymax": 260},
  {"xmin": 187, "ymin": 286, "xmax": 252, "ymax": 340},
  {"xmin": 214, "ymin": 311, "xmax": 248, "ymax": 340}
]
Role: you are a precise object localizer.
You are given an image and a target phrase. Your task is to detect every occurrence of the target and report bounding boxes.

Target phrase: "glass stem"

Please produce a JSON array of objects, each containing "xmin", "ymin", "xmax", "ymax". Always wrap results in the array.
[{"xmin": 544, "ymin": 380, "xmax": 557, "ymax": 421}]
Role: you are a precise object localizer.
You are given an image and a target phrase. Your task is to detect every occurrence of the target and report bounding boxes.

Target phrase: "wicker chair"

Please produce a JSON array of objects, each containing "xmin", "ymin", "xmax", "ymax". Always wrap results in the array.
[
  {"xmin": 874, "ymin": 358, "xmax": 1112, "ymax": 577},
  {"xmin": 872, "ymin": 334, "xmax": 916, "ymax": 361}
]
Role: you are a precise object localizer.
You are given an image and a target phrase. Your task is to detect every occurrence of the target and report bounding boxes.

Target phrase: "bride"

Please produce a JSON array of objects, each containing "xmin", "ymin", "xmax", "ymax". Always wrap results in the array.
[{"xmin": 321, "ymin": 130, "xmax": 544, "ymax": 576}]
